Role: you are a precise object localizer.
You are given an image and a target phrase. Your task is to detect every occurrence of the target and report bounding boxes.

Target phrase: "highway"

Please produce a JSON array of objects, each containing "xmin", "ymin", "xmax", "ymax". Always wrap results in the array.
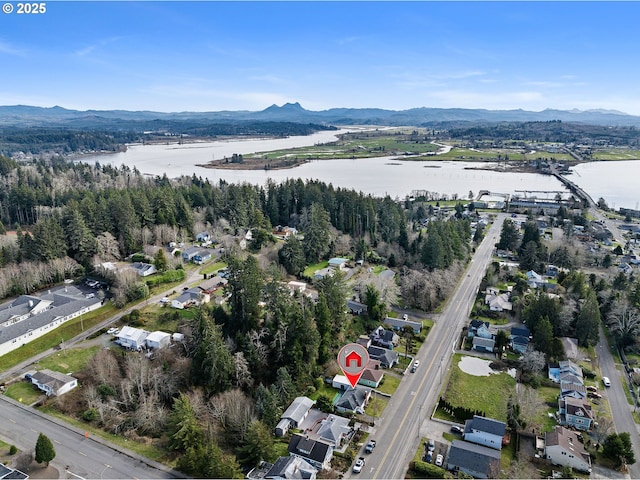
[
  {"xmin": 344, "ymin": 213, "xmax": 505, "ymax": 479},
  {"xmin": 0, "ymin": 395, "xmax": 178, "ymax": 479}
]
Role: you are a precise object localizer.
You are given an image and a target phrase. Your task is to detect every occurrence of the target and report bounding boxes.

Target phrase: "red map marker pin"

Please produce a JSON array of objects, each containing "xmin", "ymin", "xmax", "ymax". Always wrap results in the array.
[{"xmin": 338, "ymin": 343, "xmax": 370, "ymax": 389}]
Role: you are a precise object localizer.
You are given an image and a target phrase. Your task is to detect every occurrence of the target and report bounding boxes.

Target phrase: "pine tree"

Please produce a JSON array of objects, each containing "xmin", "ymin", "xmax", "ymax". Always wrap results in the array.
[{"xmin": 35, "ymin": 433, "xmax": 55, "ymax": 466}]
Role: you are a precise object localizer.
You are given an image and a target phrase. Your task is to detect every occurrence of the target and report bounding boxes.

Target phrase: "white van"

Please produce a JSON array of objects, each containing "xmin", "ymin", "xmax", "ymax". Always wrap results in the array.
[{"xmin": 602, "ymin": 376, "xmax": 611, "ymax": 387}]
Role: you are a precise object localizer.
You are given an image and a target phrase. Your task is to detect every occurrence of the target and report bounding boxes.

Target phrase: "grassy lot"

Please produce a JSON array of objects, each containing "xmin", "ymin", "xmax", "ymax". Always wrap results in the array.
[
  {"xmin": 200, "ymin": 261, "xmax": 227, "ymax": 276},
  {"xmin": 500, "ymin": 439, "xmax": 517, "ymax": 472},
  {"xmin": 4, "ymin": 381, "xmax": 42, "ymax": 405},
  {"xmin": 303, "ymin": 260, "xmax": 328, "ymax": 278},
  {"xmin": 440, "ymin": 354, "xmax": 516, "ymax": 422},
  {"xmin": 365, "ymin": 392, "xmax": 389, "ymax": 418},
  {"xmin": 590, "ymin": 149, "xmax": 640, "ymax": 161},
  {"xmin": 38, "ymin": 405, "xmax": 174, "ymax": 465},
  {"xmin": 37, "ymin": 346, "xmax": 100, "ymax": 374},
  {"xmin": 377, "ymin": 374, "xmax": 401, "ymax": 395},
  {"xmin": 535, "ymin": 386, "xmax": 559, "ymax": 433},
  {"xmin": 0, "ymin": 303, "xmax": 118, "ymax": 371},
  {"xmin": 0, "ymin": 438, "xmax": 17, "ymax": 466},
  {"xmin": 309, "ymin": 382, "xmax": 340, "ymax": 402}
]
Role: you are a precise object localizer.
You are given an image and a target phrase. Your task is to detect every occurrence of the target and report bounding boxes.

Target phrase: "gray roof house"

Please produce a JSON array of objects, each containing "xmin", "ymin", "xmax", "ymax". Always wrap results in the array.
[
  {"xmin": 545, "ymin": 426, "xmax": 592, "ymax": 473},
  {"xmin": 367, "ymin": 346, "xmax": 399, "ymax": 368},
  {"xmin": 383, "ymin": 316, "xmax": 422, "ymax": 334},
  {"xmin": 0, "ymin": 285, "xmax": 102, "ymax": 358},
  {"xmin": 560, "ymin": 381, "xmax": 587, "ymax": 400},
  {"xmin": 265, "ymin": 456, "xmax": 317, "ymax": 479},
  {"xmin": 334, "ymin": 387, "xmax": 371, "ymax": 414},
  {"xmin": 131, "ymin": 262, "xmax": 157, "ymax": 277},
  {"xmin": 472, "ymin": 336, "xmax": 495, "ymax": 353},
  {"xmin": 30, "ymin": 369, "xmax": 78, "ymax": 396},
  {"xmin": 288, "ymin": 434, "xmax": 333, "ymax": 471},
  {"xmin": 447, "ymin": 440, "xmax": 501, "ymax": 479},
  {"xmin": 463, "ymin": 415, "xmax": 506, "ymax": 450},
  {"xmin": 275, "ymin": 396, "xmax": 315, "ymax": 437},
  {"xmin": 313, "ymin": 414, "xmax": 351, "ymax": 448}
]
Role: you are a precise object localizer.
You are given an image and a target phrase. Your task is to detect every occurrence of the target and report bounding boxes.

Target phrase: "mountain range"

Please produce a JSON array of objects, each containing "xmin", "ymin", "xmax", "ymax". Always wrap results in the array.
[{"xmin": 1, "ymin": 103, "xmax": 639, "ymax": 129}]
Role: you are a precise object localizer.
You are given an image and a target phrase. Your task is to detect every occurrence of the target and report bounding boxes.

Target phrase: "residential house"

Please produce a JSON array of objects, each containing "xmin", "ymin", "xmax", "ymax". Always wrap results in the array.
[
  {"xmin": 560, "ymin": 382, "xmax": 587, "ymax": 400},
  {"xmin": 332, "ymin": 375, "xmax": 352, "ymax": 391},
  {"xmin": 447, "ymin": 440, "xmax": 501, "ymax": 479},
  {"xmin": 275, "ymin": 396, "xmax": 315, "ymax": 437},
  {"xmin": 131, "ymin": 262, "xmax": 157, "ymax": 277},
  {"xmin": 472, "ymin": 336, "xmax": 495, "ymax": 353},
  {"xmin": 558, "ymin": 396, "xmax": 593, "ymax": 431},
  {"xmin": 468, "ymin": 320, "xmax": 490, "ymax": 338},
  {"xmin": 370, "ymin": 326, "xmax": 399, "ymax": 349},
  {"xmin": 0, "ymin": 286, "xmax": 102, "ymax": 357},
  {"xmin": 288, "ymin": 434, "xmax": 333, "ymax": 471},
  {"xmin": 181, "ymin": 246, "xmax": 201, "ymax": 262},
  {"xmin": 355, "ymin": 335, "xmax": 371, "ymax": 349},
  {"xmin": 171, "ymin": 288, "xmax": 210, "ymax": 309},
  {"xmin": 0, "ymin": 464, "xmax": 28, "ymax": 480},
  {"xmin": 145, "ymin": 331, "xmax": 171, "ymax": 350},
  {"xmin": 358, "ymin": 358, "xmax": 383, "ymax": 388},
  {"xmin": 484, "ymin": 290, "xmax": 512, "ymax": 312},
  {"xmin": 463, "ymin": 415, "xmax": 506, "ymax": 450},
  {"xmin": 264, "ymin": 456, "xmax": 317, "ymax": 480},
  {"xmin": 313, "ymin": 267, "xmax": 334, "ymax": 280},
  {"xmin": 347, "ymin": 300, "xmax": 367, "ymax": 315},
  {"xmin": 510, "ymin": 325, "xmax": 530, "ymax": 354},
  {"xmin": 328, "ymin": 258, "xmax": 349, "ymax": 270},
  {"xmin": 199, "ymin": 275, "xmax": 228, "ymax": 294},
  {"xmin": 545, "ymin": 426, "xmax": 592, "ymax": 473},
  {"xmin": 367, "ymin": 346, "xmax": 399, "ymax": 368},
  {"xmin": 192, "ymin": 250, "xmax": 212, "ymax": 265},
  {"xmin": 30, "ymin": 369, "xmax": 78, "ymax": 396},
  {"xmin": 195, "ymin": 231, "xmax": 211, "ymax": 243},
  {"xmin": 475, "ymin": 323, "xmax": 494, "ymax": 340},
  {"xmin": 383, "ymin": 316, "xmax": 422, "ymax": 334},
  {"xmin": 115, "ymin": 326, "xmax": 149, "ymax": 351},
  {"xmin": 313, "ymin": 414, "xmax": 351, "ymax": 448},
  {"xmin": 526, "ymin": 270, "xmax": 544, "ymax": 288},
  {"xmin": 334, "ymin": 387, "xmax": 371, "ymax": 414},
  {"xmin": 549, "ymin": 360, "xmax": 583, "ymax": 384}
]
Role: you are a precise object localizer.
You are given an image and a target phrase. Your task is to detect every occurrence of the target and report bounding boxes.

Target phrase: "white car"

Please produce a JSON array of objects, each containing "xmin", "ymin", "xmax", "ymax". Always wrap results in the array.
[
  {"xmin": 435, "ymin": 454, "xmax": 444, "ymax": 467},
  {"xmin": 353, "ymin": 457, "xmax": 365, "ymax": 473},
  {"xmin": 602, "ymin": 376, "xmax": 611, "ymax": 387},
  {"xmin": 411, "ymin": 360, "xmax": 420, "ymax": 373},
  {"xmin": 106, "ymin": 327, "xmax": 118, "ymax": 335}
]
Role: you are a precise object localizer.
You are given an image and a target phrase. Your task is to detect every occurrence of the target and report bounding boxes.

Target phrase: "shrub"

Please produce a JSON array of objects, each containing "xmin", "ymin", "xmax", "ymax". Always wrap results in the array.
[
  {"xmin": 82, "ymin": 408, "xmax": 98, "ymax": 422},
  {"xmin": 9, "ymin": 445, "xmax": 17, "ymax": 455},
  {"xmin": 413, "ymin": 460, "xmax": 447, "ymax": 478}
]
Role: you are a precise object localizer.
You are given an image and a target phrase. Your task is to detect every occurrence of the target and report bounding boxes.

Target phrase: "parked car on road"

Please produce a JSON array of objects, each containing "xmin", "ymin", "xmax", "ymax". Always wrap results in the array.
[
  {"xmin": 411, "ymin": 360, "xmax": 420, "ymax": 373},
  {"xmin": 602, "ymin": 376, "xmax": 611, "ymax": 387},
  {"xmin": 365, "ymin": 440, "xmax": 376, "ymax": 453},
  {"xmin": 353, "ymin": 457, "xmax": 365, "ymax": 473}
]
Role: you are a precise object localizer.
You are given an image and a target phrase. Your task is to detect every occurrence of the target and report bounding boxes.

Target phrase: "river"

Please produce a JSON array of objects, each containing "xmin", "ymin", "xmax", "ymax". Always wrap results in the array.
[{"xmin": 82, "ymin": 129, "xmax": 637, "ymax": 207}]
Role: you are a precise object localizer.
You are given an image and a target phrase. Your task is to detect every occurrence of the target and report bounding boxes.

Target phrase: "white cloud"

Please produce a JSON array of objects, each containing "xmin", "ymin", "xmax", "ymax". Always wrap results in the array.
[{"xmin": 0, "ymin": 40, "xmax": 26, "ymax": 56}]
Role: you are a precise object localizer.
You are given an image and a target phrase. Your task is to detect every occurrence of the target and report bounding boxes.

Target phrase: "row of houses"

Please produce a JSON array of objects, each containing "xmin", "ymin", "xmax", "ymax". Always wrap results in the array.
[{"xmin": 114, "ymin": 325, "xmax": 180, "ymax": 351}]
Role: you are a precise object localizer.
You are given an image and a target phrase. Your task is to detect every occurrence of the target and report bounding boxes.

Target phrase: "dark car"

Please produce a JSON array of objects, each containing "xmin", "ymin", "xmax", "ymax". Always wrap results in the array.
[
  {"xmin": 365, "ymin": 440, "xmax": 376, "ymax": 453},
  {"xmin": 450, "ymin": 425, "xmax": 464, "ymax": 434}
]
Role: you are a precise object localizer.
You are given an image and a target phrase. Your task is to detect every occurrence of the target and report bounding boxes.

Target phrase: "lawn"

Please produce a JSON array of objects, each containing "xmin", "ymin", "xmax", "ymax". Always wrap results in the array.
[
  {"xmin": 200, "ymin": 261, "xmax": 227, "ymax": 276},
  {"xmin": 440, "ymin": 354, "xmax": 516, "ymax": 422},
  {"xmin": 303, "ymin": 260, "xmax": 328, "ymax": 278},
  {"xmin": 4, "ymin": 381, "xmax": 42, "ymax": 405},
  {"xmin": 365, "ymin": 392, "xmax": 389, "ymax": 418},
  {"xmin": 377, "ymin": 374, "xmax": 401, "ymax": 395},
  {"xmin": 37, "ymin": 346, "xmax": 100, "ymax": 374}
]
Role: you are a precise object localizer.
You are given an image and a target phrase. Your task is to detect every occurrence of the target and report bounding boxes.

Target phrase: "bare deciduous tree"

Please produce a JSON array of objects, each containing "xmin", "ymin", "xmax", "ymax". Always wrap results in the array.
[
  {"xmin": 516, "ymin": 384, "xmax": 544, "ymax": 432},
  {"xmin": 208, "ymin": 389, "xmax": 256, "ymax": 443},
  {"xmin": 15, "ymin": 450, "xmax": 34, "ymax": 472}
]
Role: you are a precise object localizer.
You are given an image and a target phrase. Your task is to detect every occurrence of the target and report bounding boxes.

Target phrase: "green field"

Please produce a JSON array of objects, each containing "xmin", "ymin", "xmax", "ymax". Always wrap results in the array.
[
  {"xmin": 4, "ymin": 381, "xmax": 42, "ymax": 405},
  {"xmin": 200, "ymin": 261, "xmax": 227, "ymax": 276},
  {"xmin": 37, "ymin": 345, "xmax": 100, "ymax": 374},
  {"xmin": 440, "ymin": 354, "xmax": 516, "ymax": 422}
]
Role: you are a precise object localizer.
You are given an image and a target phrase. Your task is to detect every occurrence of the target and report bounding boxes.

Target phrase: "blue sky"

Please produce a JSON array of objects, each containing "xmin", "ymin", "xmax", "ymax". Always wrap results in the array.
[{"xmin": 2, "ymin": 1, "xmax": 640, "ymax": 114}]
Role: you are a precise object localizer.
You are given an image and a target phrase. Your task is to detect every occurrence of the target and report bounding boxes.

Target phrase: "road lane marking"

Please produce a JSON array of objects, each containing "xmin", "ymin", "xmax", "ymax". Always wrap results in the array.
[
  {"xmin": 9, "ymin": 419, "xmax": 16, "ymax": 423},
  {"xmin": 79, "ymin": 451, "xmax": 87, "ymax": 457},
  {"xmin": 54, "ymin": 439, "xmax": 61, "ymax": 444},
  {"xmin": 31, "ymin": 429, "xmax": 37, "ymax": 433}
]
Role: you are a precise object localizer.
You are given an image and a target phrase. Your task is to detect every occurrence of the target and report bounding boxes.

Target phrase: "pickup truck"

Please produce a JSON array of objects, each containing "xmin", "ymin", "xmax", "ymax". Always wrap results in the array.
[{"xmin": 365, "ymin": 439, "xmax": 376, "ymax": 453}]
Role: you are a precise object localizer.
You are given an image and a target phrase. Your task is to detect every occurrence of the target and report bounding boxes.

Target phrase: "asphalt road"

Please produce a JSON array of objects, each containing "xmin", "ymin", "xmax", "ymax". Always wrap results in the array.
[
  {"xmin": 595, "ymin": 326, "xmax": 640, "ymax": 478},
  {"xmin": 0, "ymin": 395, "xmax": 176, "ymax": 479},
  {"xmin": 343, "ymin": 213, "xmax": 506, "ymax": 479}
]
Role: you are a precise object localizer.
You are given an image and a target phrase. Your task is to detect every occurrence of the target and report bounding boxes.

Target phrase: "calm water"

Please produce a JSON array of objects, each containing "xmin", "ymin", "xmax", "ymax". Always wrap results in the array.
[{"xmin": 83, "ymin": 130, "xmax": 637, "ymax": 207}]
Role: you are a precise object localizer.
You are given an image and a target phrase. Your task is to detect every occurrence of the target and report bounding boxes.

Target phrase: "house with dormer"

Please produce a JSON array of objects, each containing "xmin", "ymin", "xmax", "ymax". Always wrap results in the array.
[
  {"xmin": 545, "ymin": 426, "xmax": 592, "ymax": 473},
  {"xmin": 334, "ymin": 387, "xmax": 370, "ymax": 414},
  {"xmin": 558, "ymin": 396, "xmax": 593, "ymax": 431},
  {"xmin": 288, "ymin": 434, "xmax": 333, "ymax": 471}
]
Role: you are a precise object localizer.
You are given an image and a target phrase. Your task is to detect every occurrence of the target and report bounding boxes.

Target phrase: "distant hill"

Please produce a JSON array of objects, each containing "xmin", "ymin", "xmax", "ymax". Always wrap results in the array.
[{"xmin": 2, "ymin": 103, "xmax": 640, "ymax": 129}]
